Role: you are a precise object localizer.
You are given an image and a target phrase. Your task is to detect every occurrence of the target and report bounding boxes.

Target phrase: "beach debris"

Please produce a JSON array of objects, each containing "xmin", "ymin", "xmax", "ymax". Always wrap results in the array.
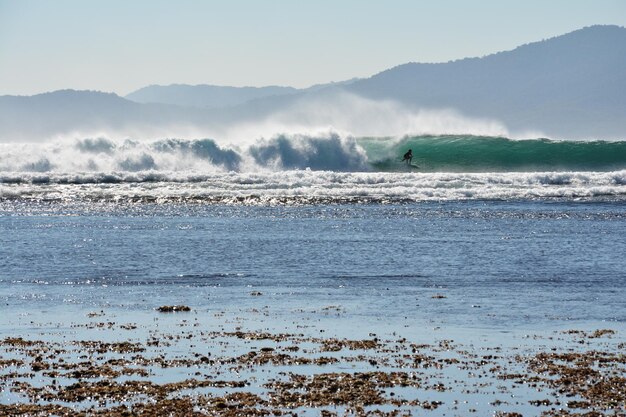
[
  {"xmin": 320, "ymin": 338, "xmax": 379, "ymax": 352},
  {"xmin": 1, "ymin": 325, "xmax": 623, "ymax": 416},
  {"xmin": 156, "ymin": 305, "xmax": 191, "ymax": 312}
]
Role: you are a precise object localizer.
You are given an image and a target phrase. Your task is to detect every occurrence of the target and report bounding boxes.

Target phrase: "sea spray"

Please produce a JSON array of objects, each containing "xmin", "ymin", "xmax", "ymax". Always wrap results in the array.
[
  {"xmin": 249, "ymin": 133, "xmax": 368, "ymax": 171},
  {"xmin": 1, "ymin": 134, "xmax": 626, "ymax": 174}
]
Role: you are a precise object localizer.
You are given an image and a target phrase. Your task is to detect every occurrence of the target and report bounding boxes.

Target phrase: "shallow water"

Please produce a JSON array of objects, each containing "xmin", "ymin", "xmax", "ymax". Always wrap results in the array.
[{"xmin": 2, "ymin": 200, "xmax": 625, "ymax": 330}]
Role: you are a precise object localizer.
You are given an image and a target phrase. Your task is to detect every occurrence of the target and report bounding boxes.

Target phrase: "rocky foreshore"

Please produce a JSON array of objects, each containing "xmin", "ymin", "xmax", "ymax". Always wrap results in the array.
[{"xmin": 1, "ymin": 310, "xmax": 624, "ymax": 416}]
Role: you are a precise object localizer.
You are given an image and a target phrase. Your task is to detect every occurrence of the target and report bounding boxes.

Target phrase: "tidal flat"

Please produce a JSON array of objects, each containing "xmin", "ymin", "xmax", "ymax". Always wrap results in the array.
[{"xmin": 1, "ymin": 305, "xmax": 624, "ymax": 416}]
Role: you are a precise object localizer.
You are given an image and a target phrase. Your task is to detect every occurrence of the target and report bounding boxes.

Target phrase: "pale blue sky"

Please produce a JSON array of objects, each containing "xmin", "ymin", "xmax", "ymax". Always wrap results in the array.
[{"xmin": 1, "ymin": 0, "xmax": 625, "ymax": 95}]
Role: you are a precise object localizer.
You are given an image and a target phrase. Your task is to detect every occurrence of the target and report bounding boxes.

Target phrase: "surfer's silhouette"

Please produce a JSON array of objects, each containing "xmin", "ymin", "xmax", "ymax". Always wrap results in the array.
[{"xmin": 402, "ymin": 149, "xmax": 413, "ymax": 165}]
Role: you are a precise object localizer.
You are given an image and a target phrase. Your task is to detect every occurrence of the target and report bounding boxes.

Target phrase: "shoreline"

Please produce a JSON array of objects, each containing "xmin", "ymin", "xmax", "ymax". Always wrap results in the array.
[{"xmin": 1, "ymin": 306, "xmax": 624, "ymax": 416}]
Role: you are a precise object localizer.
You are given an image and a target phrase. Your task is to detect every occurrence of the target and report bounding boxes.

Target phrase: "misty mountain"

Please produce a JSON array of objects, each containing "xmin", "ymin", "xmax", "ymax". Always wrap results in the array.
[
  {"xmin": 124, "ymin": 79, "xmax": 360, "ymax": 109},
  {"xmin": 0, "ymin": 90, "xmax": 216, "ymax": 141},
  {"xmin": 125, "ymin": 84, "xmax": 299, "ymax": 108},
  {"xmin": 1, "ymin": 25, "xmax": 625, "ymax": 141},
  {"xmin": 344, "ymin": 25, "xmax": 626, "ymax": 138}
]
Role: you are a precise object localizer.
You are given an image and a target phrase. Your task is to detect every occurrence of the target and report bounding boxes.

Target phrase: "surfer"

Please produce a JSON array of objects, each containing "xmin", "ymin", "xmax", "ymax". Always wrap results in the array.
[{"xmin": 402, "ymin": 149, "xmax": 413, "ymax": 165}]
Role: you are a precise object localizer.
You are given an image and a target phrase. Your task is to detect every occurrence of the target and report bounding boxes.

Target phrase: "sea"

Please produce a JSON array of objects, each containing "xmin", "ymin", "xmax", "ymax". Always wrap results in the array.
[
  {"xmin": 2, "ymin": 132, "xmax": 625, "ymax": 329},
  {"xmin": 1, "ymin": 133, "xmax": 625, "ymax": 414}
]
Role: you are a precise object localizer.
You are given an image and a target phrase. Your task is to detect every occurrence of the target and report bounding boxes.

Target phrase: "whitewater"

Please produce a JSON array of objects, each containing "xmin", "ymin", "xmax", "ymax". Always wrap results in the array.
[{"xmin": 1, "ymin": 133, "xmax": 625, "ymax": 204}]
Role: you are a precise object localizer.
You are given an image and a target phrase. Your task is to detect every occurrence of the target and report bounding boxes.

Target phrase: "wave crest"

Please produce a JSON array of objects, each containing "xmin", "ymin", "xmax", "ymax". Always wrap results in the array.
[
  {"xmin": 249, "ymin": 133, "xmax": 368, "ymax": 171},
  {"xmin": 0, "ymin": 133, "xmax": 371, "ymax": 174},
  {"xmin": 364, "ymin": 135, "xmax": 626, "ymax": 172},
  {"xmin": 1, "ymin": 134, "xmax": 625, "ymax": 175}
]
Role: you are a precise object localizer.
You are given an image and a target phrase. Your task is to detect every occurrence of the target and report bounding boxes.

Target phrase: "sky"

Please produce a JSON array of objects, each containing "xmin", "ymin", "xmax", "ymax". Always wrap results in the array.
[{"xmin": 1, "ymin": 0, "xmax": 625, "ymax": 96}]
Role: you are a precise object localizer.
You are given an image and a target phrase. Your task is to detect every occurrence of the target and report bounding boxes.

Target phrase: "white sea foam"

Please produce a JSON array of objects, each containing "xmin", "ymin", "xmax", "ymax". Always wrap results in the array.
[
  {"xmin": 2, "ymin": 170, "xmax": 625, "ymax": 204},
  {"xmin": 0, "ymin": 133, "xmax": 369, "ymax": 173}
]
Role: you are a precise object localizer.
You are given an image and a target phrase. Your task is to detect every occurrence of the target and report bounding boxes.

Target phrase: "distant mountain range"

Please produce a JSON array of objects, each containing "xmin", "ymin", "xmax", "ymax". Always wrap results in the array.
[
  {"xmin": 125, "ymin": 79, "xmax": 358, "ymax": 108},
  {"xmin": 345, "ymin": 25, "xmax": 626, "ymax": 138},
  {"xmin": 1, "ymin": 25, "xmax": 625, "ymax": 141},
  {"xmin": 125, "ymin": 84, "xmax": 300, "ymax": 109}
]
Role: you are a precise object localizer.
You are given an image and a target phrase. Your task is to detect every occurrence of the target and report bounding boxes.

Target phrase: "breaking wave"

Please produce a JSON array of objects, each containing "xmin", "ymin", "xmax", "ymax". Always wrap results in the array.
[
  {"xmin": 0, "ymin": 133, "xmax": 368, "ymax": 174},
  {"xmin": 364, "ymin": 135, "xmax": 626, "ymax": 172},
  {"xmin": 1, "ymin": 133, "xmax": 625, "ymax": 204},
  {"xmin": 1, "ymin": 133, "xmax": 625, "ymax": 174}
]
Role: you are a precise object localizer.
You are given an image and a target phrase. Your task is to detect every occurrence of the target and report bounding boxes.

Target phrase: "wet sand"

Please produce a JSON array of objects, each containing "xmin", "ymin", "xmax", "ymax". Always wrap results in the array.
[{"xmin": 1, "ymin": 306, "xmax": 624, "ymax": 416}]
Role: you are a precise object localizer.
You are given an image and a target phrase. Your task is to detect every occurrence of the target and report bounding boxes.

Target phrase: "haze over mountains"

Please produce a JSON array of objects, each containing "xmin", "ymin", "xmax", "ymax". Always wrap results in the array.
[
  {"xmin": 1, "ymin": 25, "xmax": 625, "ymax": 141},
  {"xmin": 126, "ymin": 85, "xmax": 300, "ymax": 109}
]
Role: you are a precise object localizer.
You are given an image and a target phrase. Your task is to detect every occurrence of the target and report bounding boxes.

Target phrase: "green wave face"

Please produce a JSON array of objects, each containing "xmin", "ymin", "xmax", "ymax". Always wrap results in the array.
[{"xmin": 359, "ymin": 135, "xmax": 626, "ymax": 172}]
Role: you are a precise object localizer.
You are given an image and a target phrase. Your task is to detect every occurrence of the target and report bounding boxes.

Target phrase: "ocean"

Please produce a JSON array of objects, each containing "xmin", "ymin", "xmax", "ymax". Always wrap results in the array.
[
  {"xmin": 1, "ymin": 133, "xmax": 625, "ymax": 415},
  {"xmin": 2, "ymin": 134, "xmax": 626, "ymax": 203}
]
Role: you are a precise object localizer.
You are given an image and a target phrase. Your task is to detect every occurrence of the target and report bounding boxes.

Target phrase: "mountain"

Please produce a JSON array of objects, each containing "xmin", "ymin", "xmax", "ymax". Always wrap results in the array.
[
  {"xmin": 124, "ymin": 79, "xmax": 360, "ymax": 109},
  {"xmin": 125, "ymin": 84, "xmax": 299, "ymax": 108},
  {"xmin": 0, "ymin": 90, "xmax": 218, "ymax": 141},
  {"xmin": 345, "ymin": 25, "xmax": 626, "ymax": 138},
  {"xmin": 1, "ymin": 25, "xmax": 625, "ymax": 141}
]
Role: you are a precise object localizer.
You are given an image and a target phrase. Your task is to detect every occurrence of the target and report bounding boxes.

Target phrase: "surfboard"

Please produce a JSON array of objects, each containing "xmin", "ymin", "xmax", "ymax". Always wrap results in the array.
[{"xmin": 398, "ymin": 160, "xmax": 419, "ymax": 171}]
